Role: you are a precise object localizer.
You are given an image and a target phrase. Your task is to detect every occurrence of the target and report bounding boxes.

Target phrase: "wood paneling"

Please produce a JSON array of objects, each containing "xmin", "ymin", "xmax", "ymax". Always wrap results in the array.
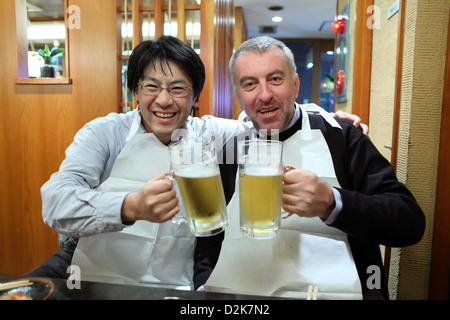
[
  {"xmin": 1, "ymin": 0, "xmax": 236, "ymax": 275},
  {"xmin": 198, "ymin": 0, "xmax": 214, "ymax": 117},
  {"xmin": 232, "ymin": 6, "xmax": 247, "ymax": 119},
  {"xmin": 154, "ymin": 0, "xmax": 163, "ymax": 38},
  {"xmin": 0, "ymin": 0, "xmax": 119, "ymax": 274},
  {"xmin": 351, "ymin": 0, "xmax": 373, "ymax": 124},
  {"xmin": 214, "ymin": 0, "xmax": 234, "ymax": 119},
  {"xmin": 199, "ymin": 0, "xmax": 234, "ymax": 118},
  {"xmin": 429, "ymin": 10, "xmax": 450, "ymax": 300},
  {"xmin": 177, "ymin": 0, "xmax": 186, "ymax": 42},
  {"xmin": 391, "ymin": 0, "xmax": 405, "ymax": 171},
  {"xmin": 132, "ymin": 0, "xmax": 143, "ymax": 47}
]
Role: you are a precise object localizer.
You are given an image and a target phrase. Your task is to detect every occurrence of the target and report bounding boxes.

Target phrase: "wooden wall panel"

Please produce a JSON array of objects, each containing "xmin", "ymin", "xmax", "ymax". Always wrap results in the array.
[
  {"xmin": 214, "ymin": 0, "xmax": 234, "ymax": 119},
  {"xmin": 1, "ymin": 0, "xmax": 235, "ymax": 275},
  {"xmin": 198, "ymin": 0, "xmax": 234, "ymax": 118},
  {"xmin": 352, "ymin": 0, "xmax": 373, "ymax": 124},
  {"xmin": 0, "ymin": 0, "xmax": 119, "ymax": 274},
  {"xmin": 198, "ymin": 0, "xmax": 215, "ymax": 117},
  {"xmin": 429, "ymin": 10, "xmax": 450, "ymax": 300},
  {"xmin": 232, "ymin": 6, "xmax": 247, "ymax": 119}
]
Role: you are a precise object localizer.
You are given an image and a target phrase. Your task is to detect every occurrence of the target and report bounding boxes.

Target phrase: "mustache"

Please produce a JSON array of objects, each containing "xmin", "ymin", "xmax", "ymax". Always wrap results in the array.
[{"xmin": 255, "ymin": 100, "xmax": 282, "ymax": 111}]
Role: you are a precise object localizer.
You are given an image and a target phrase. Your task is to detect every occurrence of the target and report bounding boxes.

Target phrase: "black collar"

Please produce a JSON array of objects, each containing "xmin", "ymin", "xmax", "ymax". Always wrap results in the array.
[{"xmin": 279, "ymin": 114, "xmax": 303, "ymax": 141}]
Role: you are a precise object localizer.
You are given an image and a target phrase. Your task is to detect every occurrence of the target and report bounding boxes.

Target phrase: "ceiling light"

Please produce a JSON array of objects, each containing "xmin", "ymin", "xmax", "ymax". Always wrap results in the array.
[{"xmin": 272, "ymin": 16, "xmax": 283, "ymax": 23}]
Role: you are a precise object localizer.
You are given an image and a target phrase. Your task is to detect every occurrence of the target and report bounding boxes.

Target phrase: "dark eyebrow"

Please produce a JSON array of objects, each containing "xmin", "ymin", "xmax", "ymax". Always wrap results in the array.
[
  {"xmin": 143, "ymin": 76, "xmax": 161, "ymax": 84},
  {"xmin": 169, "ymin": 79, "xmax": 190, "ymax": 86},
  {"xmin": 142, "ymin": 77, "xmax": 189, "ymax": 86}
]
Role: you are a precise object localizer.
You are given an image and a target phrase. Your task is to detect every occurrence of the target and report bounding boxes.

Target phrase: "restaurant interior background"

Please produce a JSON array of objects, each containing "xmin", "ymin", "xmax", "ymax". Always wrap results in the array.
[{"xmin": 0, "ymin": 0, "xmax": 449, "ymax": 300}]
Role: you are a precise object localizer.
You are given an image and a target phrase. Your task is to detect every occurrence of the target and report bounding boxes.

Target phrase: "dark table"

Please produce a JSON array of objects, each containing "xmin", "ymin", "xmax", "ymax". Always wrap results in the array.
[
  {"xmin": 0, "ymin": 274, "xmax": 286, "ymax": 300},
  {"xmin": 1, "ymin": 274, "xmax": 384, "ymax": 300},
  {"xmin": 1, "ymin": 274, "xmax": 386, "ymax": 318}
]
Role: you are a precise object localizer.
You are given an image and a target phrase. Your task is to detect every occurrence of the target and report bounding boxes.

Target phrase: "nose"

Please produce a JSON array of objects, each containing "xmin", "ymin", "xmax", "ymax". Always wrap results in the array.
[
  {"xmin": 154, "ymin": 88, "xmax": 174, "ymax": 106},
  {"xmin": 257, "ymin": 81, "xmax": 273, "ymax": 103}
]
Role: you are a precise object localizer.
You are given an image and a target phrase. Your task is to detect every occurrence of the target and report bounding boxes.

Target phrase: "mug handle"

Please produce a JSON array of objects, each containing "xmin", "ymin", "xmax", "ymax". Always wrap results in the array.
[{"xmin": 165, "ymin": 170, "xmax": 187, "ymax": 224}]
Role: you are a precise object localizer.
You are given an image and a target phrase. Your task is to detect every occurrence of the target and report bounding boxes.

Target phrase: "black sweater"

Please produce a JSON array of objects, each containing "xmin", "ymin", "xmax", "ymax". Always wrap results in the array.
[{"xmin": 194, "ymin": 112, "xmax": 425, "ymax": 299}]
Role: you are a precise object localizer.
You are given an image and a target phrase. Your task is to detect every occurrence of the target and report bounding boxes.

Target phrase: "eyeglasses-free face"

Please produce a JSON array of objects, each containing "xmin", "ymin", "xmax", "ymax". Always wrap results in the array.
[
  {"xmin": 138, "ymin": 82, "xmax": 193, "ymax": 98},
  {"xmin": 233, "ymin": 48, "xmax": 299, "ymax": 132}
]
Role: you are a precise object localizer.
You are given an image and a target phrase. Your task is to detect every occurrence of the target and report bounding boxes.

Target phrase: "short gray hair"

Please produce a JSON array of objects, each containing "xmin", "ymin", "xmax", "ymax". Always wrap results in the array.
[{"xmin": 229, "ymin": 36, "xmax": 297, "ymax": 91}]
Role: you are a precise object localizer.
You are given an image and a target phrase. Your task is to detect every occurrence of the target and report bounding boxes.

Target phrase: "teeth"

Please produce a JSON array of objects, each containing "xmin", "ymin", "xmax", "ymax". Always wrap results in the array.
[
  {"xmin": 260, "ymin": 108, "xmax": 276, "ymax": 114},
  {"xmin": 155, "ymin": 112, "xmax": 175, "ymax": 118}
]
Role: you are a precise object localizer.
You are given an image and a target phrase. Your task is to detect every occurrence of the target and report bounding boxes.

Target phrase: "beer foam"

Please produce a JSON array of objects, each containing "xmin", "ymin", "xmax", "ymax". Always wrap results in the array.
[
  {"xmin": 175, "ymin": 164, "xmax": 219, "ymax": 178},
  {"xmin": 241, "ymin": 166, "xmax": 281, "ymax": 176}
]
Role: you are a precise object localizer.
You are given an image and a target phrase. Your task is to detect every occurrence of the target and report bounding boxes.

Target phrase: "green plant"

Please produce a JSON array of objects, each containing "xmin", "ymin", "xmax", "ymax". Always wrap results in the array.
[{"xmin": 37, "ymin": 44, "xmax": 65, "ymax": 64}]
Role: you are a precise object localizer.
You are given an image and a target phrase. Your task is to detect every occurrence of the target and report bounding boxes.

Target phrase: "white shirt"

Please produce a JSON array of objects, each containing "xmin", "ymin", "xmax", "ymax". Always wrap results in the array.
[
  {"xmin": 41, "ymin": 109, "xmax": 249, "ymax": 242},
  {"xmin": 43, "ymin": 104, "xmax": 340, "ymax": 244}
]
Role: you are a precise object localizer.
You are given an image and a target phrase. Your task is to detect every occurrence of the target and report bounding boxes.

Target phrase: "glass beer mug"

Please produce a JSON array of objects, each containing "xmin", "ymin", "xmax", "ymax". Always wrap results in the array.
[
  {"xmin": 168, "ymin": 137, "xmax": 229, "ymax": 237},
  {"xmin": 238, "ymin": 139, "xmax": 283, "ymax": 239}
]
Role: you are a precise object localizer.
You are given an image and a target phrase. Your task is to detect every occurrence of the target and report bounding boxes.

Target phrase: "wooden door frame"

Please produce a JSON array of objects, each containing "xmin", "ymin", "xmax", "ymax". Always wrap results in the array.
[
  {"xmin": 428, "ymin": 10, "xmax": 450, "ymax": 300},
  {"xmin": 351, "ymin": 0, "xmax": 374, "ymax": 125}
]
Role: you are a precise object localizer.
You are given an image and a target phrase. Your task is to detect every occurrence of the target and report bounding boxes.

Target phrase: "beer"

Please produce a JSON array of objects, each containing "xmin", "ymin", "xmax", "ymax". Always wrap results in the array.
[
  {"xmin": 239, "ymin": 168, "xmax": 282, "ymax": 237},
  {"xmin": 176, "ymin": 166, "xmax": 227, "ymax": 229},
  {"xmin": 169, "ymin": 137, "xmax": 229, "ymax": 236}
]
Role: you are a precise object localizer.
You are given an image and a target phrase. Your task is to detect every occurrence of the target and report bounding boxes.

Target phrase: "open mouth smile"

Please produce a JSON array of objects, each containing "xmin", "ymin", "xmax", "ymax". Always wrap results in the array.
[
  {"xmin": 258, "ymin": 107, "xmax": 278, "ymax": 116},
  {"xmin": 154, "ymin": 112, "xmax": 176, "ymax": 118}
]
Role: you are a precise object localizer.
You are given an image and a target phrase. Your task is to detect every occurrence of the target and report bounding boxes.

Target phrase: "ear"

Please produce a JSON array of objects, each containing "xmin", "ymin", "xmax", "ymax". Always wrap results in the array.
[{"xmin": 134, "ymin": 89, "xmax": 139, "ymax": 104}]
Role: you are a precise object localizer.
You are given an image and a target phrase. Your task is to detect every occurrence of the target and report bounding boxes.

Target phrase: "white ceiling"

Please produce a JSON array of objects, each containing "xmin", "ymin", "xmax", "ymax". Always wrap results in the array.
[{"xmin": 234, "ymin": 0, "xmax": 337, "ymax": 39}]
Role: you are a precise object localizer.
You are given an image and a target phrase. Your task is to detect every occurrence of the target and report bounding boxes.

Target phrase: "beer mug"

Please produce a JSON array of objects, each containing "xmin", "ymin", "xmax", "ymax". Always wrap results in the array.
[
  {"xmin": 238, "ymin": 139, "xmax": 283, "ymax": 239},
  {"xmin": 168, "ymin": 137, "xmax": 229, "ymax": 237}
]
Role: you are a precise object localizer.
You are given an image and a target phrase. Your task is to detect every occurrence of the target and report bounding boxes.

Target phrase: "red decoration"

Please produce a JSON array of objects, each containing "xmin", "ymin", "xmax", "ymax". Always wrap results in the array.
[
  {"xmin": 332, "ymin": 18, "xmax": 346, "ymax": 34},
  {"xmin": 337, "ymin": 70, "xmax": 345, "ymax": 94}
]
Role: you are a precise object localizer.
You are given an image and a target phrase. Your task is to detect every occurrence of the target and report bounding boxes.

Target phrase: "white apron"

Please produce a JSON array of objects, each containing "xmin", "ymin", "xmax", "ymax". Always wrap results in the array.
[
  {"xmin": 71, "ymin": 117, "xmax": 196, "ymax": 290},
  {"xmin": 205, "ymin": 107, "xmax": 363, "ymax": 299}
]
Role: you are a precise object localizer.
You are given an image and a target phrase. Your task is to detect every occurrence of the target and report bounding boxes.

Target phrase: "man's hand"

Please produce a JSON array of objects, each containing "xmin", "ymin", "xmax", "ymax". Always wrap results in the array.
[
  {"xmin": 121, "ymin": 172, "xmax": 179, "ymax": 223},
  {"xmin": 282, "ymin": 167, "xmax": 335, "ymax": 220},
  {"xmin": 333, "ymin": 110, "xmax": 369, "ymax": 137}
]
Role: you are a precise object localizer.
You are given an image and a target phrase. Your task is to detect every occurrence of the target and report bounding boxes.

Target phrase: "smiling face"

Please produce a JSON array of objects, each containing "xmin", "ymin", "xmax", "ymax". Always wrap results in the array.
[
  {"xmin": 233, "ymin": 48, "xmax": 300, "ymax": 133},
  {"xmin": 135, "ymin": 59, "xmax": 196, "ymax": 145}
]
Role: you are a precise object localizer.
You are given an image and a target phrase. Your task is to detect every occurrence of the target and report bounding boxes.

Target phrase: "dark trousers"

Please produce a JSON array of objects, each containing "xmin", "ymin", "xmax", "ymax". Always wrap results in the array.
[{"xmin": 25, "ymin": 248, "xmax": 74, "ymax": 279}]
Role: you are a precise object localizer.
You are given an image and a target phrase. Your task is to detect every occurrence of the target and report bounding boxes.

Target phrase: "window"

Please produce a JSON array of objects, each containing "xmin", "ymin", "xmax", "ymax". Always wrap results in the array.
[
  {"xmin": 15, "ymin": 0, "xmax": 71, "ymax": 84},
  {"xmin": 118, "ymin": 0, "xmax": 201, "ymax": 112},
  {"xmin": 285, "ymin": 40, "xmax": 335, "ymax": 112},
  {"xmin": 319, "ymin": 51, "xmax": 335, "ymax": 113}
]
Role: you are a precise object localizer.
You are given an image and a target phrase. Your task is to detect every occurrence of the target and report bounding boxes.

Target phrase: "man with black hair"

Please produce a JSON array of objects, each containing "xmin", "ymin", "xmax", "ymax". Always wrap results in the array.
[
  {"xmin": 28, "ymin": 36, "xmax": 368, "ymax": 291},
  {"xmin": 31, "ymin": 36, "xmax": 247, "ymax": 290}
]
